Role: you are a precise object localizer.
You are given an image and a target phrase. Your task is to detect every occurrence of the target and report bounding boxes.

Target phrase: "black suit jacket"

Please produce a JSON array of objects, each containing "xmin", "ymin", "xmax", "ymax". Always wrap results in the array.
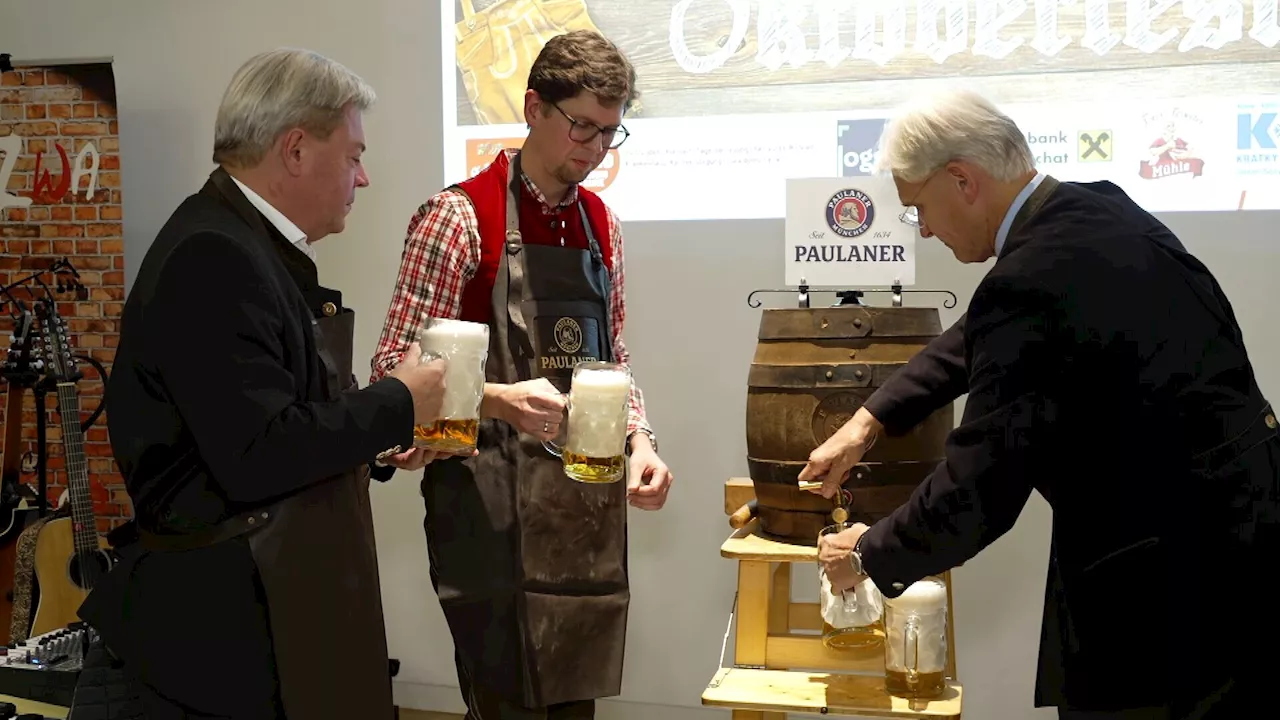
[
  {"xmin": 858, "ymin": 179, "xmax": 1279, "ymax": 714},
  {"xmin": 83, "ymin": 169, "xmax": 414, "ymax": 712}
]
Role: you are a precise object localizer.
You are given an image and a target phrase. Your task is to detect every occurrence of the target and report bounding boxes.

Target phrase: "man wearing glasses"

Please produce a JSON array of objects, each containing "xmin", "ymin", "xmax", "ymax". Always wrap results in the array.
[
  {"xmin": 370, "ymin": 30, "xmax": 672, "ymax": 720},
  {"xmin": 800, "ymin": 90, "xmax": 1277, "ymax": 718}
]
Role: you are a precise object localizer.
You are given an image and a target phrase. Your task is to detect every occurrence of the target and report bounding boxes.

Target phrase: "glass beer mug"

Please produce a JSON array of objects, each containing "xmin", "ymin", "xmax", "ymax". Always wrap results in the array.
[
  {"xmin": 818, "ymin": 523, "xmax": 885, "ymax": 650},
  {"xmin": 412, "ymin": 317, "xmax": 489, "ymax": 453},
  {"xmin": 543, "ymin": 361, "xmax": 631, "ymax": 484},
  {"xmin": 883, "ymin": 575, "xmax": 949, "ymax": 699}
]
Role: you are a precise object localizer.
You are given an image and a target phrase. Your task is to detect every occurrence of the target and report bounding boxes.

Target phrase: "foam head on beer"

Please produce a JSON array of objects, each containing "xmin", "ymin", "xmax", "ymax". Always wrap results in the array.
[
  {"xmin": 417, "ymin": 318, "xmax": 490, "ymax": 419},
  {"xmin": 884, "ymin": 577, "xmax": 949, "ymax": 674},
  {"xmin": 566, "ymin": 366, "xmax": 631, "ymax": 459}
]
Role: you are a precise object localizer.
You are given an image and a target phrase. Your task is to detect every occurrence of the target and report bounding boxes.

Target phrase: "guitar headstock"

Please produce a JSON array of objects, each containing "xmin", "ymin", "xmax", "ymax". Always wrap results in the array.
[
  {"xmin": 1, "ymin": 306, "xmax": 41, "ymax": 381},
  {"xmin": 35, "ymin": 298, "xmax": 81, "ymax": 384}
]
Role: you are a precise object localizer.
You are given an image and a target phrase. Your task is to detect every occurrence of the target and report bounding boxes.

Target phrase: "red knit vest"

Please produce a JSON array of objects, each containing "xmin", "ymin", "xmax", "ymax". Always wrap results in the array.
[{"xmin": 453, "ymin": 151, "xmax": 613, "ymax": 325}]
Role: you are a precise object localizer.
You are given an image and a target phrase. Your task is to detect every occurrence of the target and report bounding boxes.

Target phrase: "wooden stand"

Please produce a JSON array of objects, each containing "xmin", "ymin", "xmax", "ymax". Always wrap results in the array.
[{"xmin": 702, "ymin": 478, "xmax": 963, "ymax": 719}]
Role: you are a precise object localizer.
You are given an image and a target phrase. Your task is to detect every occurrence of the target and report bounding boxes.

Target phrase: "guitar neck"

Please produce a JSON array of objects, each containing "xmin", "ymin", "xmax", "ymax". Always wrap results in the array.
[
  {"xmin": 2, "ymin": 383, "xmax": 23, "ymax": 486},
  {"xmin": 53, "ymin": 383, "xmax": 99, "ymax": 560}
]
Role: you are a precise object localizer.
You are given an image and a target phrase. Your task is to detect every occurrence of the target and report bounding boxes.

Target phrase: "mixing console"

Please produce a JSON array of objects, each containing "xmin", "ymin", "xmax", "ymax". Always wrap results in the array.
[{"xmin": 0, "ymin": 623, "xmax": 91, "ymax": 708}]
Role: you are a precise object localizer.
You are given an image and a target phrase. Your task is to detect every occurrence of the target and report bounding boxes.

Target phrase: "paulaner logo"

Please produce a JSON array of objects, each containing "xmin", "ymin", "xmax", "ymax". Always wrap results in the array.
[{"xmin": 825, "ymin": 189, "xmax": 875, "ymax": 239}]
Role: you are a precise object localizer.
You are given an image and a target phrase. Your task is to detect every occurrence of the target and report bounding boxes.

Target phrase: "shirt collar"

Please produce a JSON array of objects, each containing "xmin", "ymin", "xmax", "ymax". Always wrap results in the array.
[
  {"xmin": 994, "ymin": 171, "xmax": 1045, "ymax": 258},
  {"xmin": 508, "ymin": 149, "xmax": 578, "ymax": 211},
  {"xmin": 229, "ymin": 175, "xmax": 314, "ymax": 260}
]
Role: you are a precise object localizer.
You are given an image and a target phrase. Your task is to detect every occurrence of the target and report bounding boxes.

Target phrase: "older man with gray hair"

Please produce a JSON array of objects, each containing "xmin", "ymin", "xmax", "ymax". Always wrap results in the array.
[
  {"xmin": 802, "ymin": 89, "xmax": 1277, "ymax": 719},
  {"xmin": 78, "ymin": 48, "xmax": 449, "ymax": 719}
]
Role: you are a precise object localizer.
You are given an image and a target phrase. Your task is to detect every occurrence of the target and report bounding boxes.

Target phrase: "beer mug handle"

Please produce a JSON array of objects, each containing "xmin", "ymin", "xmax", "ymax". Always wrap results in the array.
[
  {"xmin": 903, "ymin": 615, "xmax": 920, "ymax": 689},
  {"xmin": 540, "ymin": 395, "xmax": 572, "ymax": 457}
]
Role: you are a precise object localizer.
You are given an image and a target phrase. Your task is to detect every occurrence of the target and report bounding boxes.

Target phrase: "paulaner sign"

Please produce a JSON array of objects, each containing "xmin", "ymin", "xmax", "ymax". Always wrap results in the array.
[{"xmin": 785, "ymin": 176, "xmax": 918, "ymax": 288}]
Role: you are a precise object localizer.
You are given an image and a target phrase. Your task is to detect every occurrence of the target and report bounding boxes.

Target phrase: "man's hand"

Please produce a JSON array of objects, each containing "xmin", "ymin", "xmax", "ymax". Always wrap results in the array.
[
  {"xmin": 797, "ymin": 407, "xmax": 883, "ymax": 499},
  {"xmin": 482, "ymin": 379, "xmax": 566, "ymax": 441},
  {"xmin": 817, "ymin": 522, "xmax": 870, "ymax": 592},
  {"xmin": 387, "ymin": 342, "xmax": 448, "ymax": 425},
  {"xmin": 626, "ymin": 435, "xmax": 671, "ymax": 511},
  {"xmin": 381, "ymin": 446, "xmax": 477, "ymax": 472}
]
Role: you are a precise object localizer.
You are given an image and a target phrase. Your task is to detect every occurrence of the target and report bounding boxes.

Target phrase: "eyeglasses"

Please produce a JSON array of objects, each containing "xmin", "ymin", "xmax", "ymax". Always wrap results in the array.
[
  {"xmin": 898, "ymin": 167, "xmax": 945, "ymax": 229},
  {"xmin": 550, "ymin": 102, "xmax": 630, "ymax": 150}
]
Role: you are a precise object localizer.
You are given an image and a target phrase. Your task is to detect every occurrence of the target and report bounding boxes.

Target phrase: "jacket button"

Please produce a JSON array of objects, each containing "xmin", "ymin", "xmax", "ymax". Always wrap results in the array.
[
  {"xmin": 321, "ymin": 302, "xmax": 337, "ymax": 316},
  {"xmin": 1266, "ymin": 414, "xmax": 1277, "ymax": 430}
]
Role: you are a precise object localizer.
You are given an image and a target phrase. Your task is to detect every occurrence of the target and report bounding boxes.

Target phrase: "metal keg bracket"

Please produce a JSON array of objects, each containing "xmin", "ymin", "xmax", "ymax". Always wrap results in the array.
[{"xmin": 747, "ymin": 280, "xmax": 958, "ymax": 310}]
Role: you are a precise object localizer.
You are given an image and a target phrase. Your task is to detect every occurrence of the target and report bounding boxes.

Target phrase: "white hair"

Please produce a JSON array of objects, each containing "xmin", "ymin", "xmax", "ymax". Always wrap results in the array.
[
  {"xmin": 213, "ymin": 48, "xmax": 376, "ymax": 167},
  {"xmin": 876, "ymin": 89, "xmax": 1034, "ymax": 183}
]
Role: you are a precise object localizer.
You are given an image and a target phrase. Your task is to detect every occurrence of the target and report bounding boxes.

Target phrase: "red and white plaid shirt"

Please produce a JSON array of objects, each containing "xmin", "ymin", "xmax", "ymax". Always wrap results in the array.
[{"xmin": 370, "ymin": 150, "xmax": 651, "ymax": 437}]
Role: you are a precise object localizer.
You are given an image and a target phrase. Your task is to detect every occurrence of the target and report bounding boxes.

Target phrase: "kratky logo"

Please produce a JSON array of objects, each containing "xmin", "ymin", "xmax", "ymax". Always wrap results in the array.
[{"xmin": 1238, "ymin": 112, "xmax": 1279, "ymax": 150}]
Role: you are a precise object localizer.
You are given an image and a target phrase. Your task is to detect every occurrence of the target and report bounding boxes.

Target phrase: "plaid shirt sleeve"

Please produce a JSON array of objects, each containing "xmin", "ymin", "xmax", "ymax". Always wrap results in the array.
[
  {"xmin": 369, "ymin": 191, "xmax": 479, "ymax": 383},
  {"xmin": 604, "ymin": 207, "xmax": 653, "ymax": 440},
  {"xmin": 370, "ymin": 191, "xmax": 653, "ymax": 441}
]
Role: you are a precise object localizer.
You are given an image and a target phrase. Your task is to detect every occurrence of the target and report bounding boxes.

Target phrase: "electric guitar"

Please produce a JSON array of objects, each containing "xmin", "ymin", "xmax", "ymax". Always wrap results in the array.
[
  {"xmin": 0, "ymin": 309, "xmax": 43, "ymax": 644},
  {"xmin": 26, "ymin": 297, "xmax": 113, "ymax": 637}
]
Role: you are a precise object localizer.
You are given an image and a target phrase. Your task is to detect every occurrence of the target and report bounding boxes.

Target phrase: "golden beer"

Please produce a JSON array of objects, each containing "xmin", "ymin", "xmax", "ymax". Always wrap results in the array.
[
  {"xmin": 544, "ymin": 362, "xmax": 632, "ymax": 483},
  {"xmin": 822, "ymin": 619, "xmax": 885, "ymax": 651},
  {"xmin": 818, "ymin": 523, "xmax": 886, "ymax": 652},
  {"xmin": 414, "ymin": 317, "xmax": 489, "ymax": 453},
  {"xmin": 883, "ymin": 576, "xmax": 949, "ymax": 700},
  {"xmin": 885, "ymin": 669, "xmax": 946, "ymax": 698},
  {"xmin": 562, "ymin": 450, "xmax": 626, "ymax": 484},
  {"xmin": 414, "ymin": 418, "xmax": 480, "ymax": 454}
]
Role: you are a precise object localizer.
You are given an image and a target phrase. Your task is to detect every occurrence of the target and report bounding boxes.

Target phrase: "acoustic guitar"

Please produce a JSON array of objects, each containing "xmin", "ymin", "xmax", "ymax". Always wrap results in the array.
[
  {"xmin": 26, "ymin": 297, "xmax": 113, "ymax": 638},
  {"xmin": 0, "ymin": 309, "xmax": 43, "ymax": 644}
]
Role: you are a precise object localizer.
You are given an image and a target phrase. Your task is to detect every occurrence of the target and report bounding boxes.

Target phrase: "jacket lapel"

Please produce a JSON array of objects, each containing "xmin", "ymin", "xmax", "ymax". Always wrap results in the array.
[
  {"xmin": 1001, "ymin": 175, "xmax": 1061, "ymax": 256},
  {"xmin": 200, "ymin": 167, "xmax": 323, "ymax": 297}
]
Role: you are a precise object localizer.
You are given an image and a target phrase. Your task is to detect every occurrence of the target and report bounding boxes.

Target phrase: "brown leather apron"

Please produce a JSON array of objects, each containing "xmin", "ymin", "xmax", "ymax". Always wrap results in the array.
[{"xmin": 422, "ymin": 154, "xmax": 629, "ymax": 709}]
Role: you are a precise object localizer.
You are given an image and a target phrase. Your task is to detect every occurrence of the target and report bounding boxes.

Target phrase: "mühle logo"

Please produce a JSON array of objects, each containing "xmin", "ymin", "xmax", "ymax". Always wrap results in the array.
[{"xmin": 1138, "ymin": 108, "xmax": 1206, "ymax": 180}]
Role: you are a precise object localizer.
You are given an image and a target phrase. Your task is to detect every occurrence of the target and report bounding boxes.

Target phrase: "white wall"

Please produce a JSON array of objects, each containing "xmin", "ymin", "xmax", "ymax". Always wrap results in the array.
[{"xmin": 5, "ymin": 2, "xmax": 1278, "ymax": 718}]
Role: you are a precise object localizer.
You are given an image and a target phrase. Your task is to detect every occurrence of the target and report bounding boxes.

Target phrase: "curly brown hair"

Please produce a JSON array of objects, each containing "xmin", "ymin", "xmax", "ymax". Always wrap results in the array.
[{"xmin": 527, "ymin": 30, "xmax": 638, "ymax": 113}]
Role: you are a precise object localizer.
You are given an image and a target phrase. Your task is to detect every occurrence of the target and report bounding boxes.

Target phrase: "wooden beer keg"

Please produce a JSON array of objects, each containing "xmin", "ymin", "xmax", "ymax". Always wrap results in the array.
[{"xmin": 745, "ymin": 302, "xmax": 955, "ymax": 545}]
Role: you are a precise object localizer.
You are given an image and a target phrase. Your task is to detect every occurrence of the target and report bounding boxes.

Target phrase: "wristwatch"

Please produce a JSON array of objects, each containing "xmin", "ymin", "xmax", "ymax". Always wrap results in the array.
[{"xmin": 848, "ymin": 534, "xmax": 866, "ymax": 576}]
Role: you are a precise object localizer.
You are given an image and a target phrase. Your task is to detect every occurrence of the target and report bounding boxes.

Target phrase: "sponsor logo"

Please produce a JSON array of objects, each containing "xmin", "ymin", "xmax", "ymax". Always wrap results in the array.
[
  {"xmin": 1235, "ymin": 102, "xmax": 1280, "ymax": 176},
  {"xmin": 1078, "ymin": 130, "xmax": 1113, "ymax": 162},
  {"xmin": 1138, "ymin": 108, "xmax": 1205, "ymax": 180},
  {"xmin": 837, "ymin": 119, "xmax": 889, "ymax": 176},
  {"xmin": 825, "ymin": 189, "xmax": 875, "ymax": 239},
  {"xmin": 1026, "ymin": 129, "xmax": 1071, "ymax": 166}
]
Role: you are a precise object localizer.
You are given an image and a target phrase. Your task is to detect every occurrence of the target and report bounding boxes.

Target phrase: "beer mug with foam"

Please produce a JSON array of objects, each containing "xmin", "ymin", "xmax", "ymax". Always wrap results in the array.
[
  {"xmin": 883, "ymin": 575, "xmax": 949, "ymax": 699},
  {"xmin": 412, "ymin": 317, "xmax": 489, "ymax": 453},
  {"xmin": 543, "ymin": 361, "xmax": 631, "ymax": 484},
  {"xmin": 817, "ymin": 523, "xmax": 885, "ymax": 650}
]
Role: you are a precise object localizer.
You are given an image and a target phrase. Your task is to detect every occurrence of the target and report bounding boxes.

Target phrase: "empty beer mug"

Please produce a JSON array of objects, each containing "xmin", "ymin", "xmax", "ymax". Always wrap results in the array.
[
  {"xmin": 543, "ymin": 361, "xmax": 631, "ymax": 484},
  {"xmin": 818, "ymin": 522, "xmax": 885, "ymax": 650},
  {"xmin": 412, "ymin": 317, "xmax": 490, "ymax": 453},
  {"xmin": 883, "ymin": 575, "xmax": 949, "ymax": 699}
]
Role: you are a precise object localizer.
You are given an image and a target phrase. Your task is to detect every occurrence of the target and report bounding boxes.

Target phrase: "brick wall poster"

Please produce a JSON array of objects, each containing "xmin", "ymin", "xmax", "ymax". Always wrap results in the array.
[{"xmin": 1, "ymin": 62, "xmax": 128, "ymax": 537}]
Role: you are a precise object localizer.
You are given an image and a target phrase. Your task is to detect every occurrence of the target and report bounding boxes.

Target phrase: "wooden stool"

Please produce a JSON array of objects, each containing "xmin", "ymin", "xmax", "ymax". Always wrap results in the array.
[{"xmin": 701, "ymin": 479, "xmax": 964, "ymax": 719}]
